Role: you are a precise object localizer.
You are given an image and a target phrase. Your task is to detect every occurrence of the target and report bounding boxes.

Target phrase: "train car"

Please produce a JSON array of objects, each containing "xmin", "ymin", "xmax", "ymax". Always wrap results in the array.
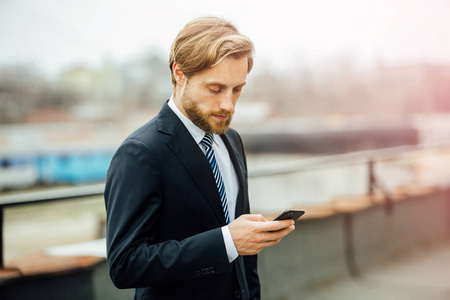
[{"xmin": 0, "ymin": 147, "xmax": 115, "ymax": 191}]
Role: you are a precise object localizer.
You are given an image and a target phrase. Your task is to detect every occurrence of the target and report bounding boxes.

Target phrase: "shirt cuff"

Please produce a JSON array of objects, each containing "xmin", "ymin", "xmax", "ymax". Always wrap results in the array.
[{"xmin": 221, "ymin": 225, "xmax": 239, "ymax": 263}]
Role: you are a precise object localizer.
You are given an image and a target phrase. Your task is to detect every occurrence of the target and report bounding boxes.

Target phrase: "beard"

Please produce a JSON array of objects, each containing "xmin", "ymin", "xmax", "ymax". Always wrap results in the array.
[{"xmin": 181, "ymin": 88, "xmax": 234, "ymax": 135}]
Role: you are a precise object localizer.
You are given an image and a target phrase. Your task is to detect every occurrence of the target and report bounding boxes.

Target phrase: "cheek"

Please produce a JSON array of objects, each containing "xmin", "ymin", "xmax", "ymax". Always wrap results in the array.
[{"xmin": 196, "ymin": 94, "xmax": 217, "ymax": 110}]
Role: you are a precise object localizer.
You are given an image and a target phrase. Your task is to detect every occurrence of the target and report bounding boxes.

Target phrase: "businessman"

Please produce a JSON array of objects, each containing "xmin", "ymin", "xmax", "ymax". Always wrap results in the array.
[{"xmin": 104, "ymin": 16, "xmax": 295, "ymax": 300}]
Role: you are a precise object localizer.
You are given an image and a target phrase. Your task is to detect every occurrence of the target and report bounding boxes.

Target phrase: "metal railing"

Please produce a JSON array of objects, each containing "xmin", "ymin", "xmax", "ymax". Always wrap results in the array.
[
  {"xmin": 0, "ymin": 183, "xmax": 105, "ymax": 268},
  {"xmin": 1, "ymin": 141, "xmax": 449, "ymax": 269}
]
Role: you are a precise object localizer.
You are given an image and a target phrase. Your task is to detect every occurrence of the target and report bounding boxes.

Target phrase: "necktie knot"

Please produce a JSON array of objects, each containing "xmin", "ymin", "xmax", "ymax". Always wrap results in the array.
[{"xmin": 201, "ymin": 133, "xmax": 214, "ymax": 149}]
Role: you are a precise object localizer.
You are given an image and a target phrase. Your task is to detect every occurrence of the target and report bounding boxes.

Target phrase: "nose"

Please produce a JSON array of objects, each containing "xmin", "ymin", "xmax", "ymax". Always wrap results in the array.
[{"xmin": 219, "ymin": 92, "xmax": 235, "ymax": 112}]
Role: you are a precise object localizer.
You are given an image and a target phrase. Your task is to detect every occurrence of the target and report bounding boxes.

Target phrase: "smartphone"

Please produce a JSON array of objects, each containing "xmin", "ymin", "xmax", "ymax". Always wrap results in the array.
[{"xmin": 273, "ymin": 209, "xmax": 305, "ymax": 221}]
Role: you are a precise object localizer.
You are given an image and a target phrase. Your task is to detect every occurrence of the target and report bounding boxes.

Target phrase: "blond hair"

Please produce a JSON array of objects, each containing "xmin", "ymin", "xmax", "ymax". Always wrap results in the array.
[{"xmin": 169, "ymin": 16, "xmax": 254, "ymax": 86}]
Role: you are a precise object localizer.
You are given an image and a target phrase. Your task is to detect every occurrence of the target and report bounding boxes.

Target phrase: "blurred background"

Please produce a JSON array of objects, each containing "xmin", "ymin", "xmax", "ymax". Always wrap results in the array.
[{"xmin": 1, "ymin": 1, "xmax": 450, "ymax": 299}]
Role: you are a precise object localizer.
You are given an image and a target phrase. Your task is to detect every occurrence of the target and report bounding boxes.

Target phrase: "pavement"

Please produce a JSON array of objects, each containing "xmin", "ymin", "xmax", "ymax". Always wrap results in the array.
[{"xmin": 303, "ymin": 243, "xmax": 450, "ymax": 300}]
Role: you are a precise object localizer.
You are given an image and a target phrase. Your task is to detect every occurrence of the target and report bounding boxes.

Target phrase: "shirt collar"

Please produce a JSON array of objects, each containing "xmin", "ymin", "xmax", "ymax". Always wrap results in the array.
[{"xmin": 168, "ymin": 95, "xmax": 219, "ymax": 147}]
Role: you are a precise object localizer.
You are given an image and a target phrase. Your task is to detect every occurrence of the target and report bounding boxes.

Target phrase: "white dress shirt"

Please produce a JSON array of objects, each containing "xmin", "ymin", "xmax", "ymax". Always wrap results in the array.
[{"xmin": 168, "ymin": 96, "xmax": 239, "ymax": 262}]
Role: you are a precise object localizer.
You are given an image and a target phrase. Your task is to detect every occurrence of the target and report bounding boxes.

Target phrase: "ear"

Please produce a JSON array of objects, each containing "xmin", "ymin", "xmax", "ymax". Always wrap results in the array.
[{"xmin": 172, "ymin": 62, "xmax": 186, "ymax": 85}]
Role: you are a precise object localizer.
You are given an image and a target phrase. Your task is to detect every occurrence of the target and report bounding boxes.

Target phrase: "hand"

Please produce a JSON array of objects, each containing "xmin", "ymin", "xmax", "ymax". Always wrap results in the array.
[{"xmin": 228, "ymin": 214, "xmax": 295, "ymax": 256}]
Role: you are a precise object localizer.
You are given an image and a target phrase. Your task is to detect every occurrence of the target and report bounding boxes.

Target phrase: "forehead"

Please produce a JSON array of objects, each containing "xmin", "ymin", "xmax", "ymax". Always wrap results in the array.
[{"xmin": 193, "ymin": 56, "xmax": 248, "ymax": 86}]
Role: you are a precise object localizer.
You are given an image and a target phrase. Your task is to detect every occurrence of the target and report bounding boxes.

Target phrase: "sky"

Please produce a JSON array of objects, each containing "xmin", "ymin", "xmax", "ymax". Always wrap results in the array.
[{"xmin": 1, "ymin": 0, "xmax": 450, "ymax": 78}]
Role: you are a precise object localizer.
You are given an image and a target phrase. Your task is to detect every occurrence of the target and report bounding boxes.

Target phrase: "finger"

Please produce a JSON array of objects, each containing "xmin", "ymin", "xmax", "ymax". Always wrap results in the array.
[
  {"xmin": 257, "ymin": 238, "xmax": 286, "ymax": 249},
  {"xmin": 263, "ymin": 225, "xmax": 295, "ymax": 241},
  {"xmin": 258, "ymin": 219, "xmax": 294, "ymax": 231},
  {"xmin": 272, "ymin": 219, "xmax": 296, "ymax": 228},
  {"xmin": 244, "ymin": 214, "xmax": 268, "ymax": 222},
  {"xmin": 240, "ymin": 226, "xmax": 295, "ymax": 255}
]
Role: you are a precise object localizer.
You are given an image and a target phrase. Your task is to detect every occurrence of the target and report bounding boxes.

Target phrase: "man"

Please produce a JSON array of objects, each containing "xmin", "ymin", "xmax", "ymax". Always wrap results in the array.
[{"xmin": 104, "ymin": 16, "xmax": 295, "ymax": 300}]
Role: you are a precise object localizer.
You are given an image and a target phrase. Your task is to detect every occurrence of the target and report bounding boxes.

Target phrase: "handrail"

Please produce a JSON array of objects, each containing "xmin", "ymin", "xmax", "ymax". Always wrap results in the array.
[
  {"xmin": 249, "ymin": 141, "xmax": 450, "ymax": 177},
  {"xmin": 2, "ymin": 141, "xmax": 450, "ymax": 207},
  {"xmin": 0, "ymin": 183, "xmax": 105, "ymax": 208},
  {"xmin": 1, "ymin": 141, "xmax": 450, "ymax": 269},
  {"xmin": 0, "ymin": 183, "xmax": 105, "ymax": 269}
]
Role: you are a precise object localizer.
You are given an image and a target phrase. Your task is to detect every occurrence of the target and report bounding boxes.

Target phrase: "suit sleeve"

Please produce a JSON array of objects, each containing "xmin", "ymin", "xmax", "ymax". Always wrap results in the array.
[{"xmin": 104, "ymin": 140, "xmax": 231, "ymax": 289}]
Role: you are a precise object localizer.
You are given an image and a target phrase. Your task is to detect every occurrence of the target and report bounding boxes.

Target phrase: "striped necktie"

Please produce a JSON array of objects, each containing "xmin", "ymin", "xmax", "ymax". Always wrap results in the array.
[{"xmin": 201, "ymin": 133, "xmax": 230, "ymax": 224}]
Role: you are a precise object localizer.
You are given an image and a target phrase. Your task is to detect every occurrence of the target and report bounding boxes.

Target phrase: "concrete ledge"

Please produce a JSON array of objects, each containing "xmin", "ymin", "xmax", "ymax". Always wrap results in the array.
[
  {"xmin": 0, "ymin": 254, "xmax": 103, "ymax": 300},
  {"xmin": 259, "ymin": 186, "xmax": 450, "ymax": 299},
  {"xmin": 351, "ymin": 190, "xmax": 450, "ymax": 272},
  {"xmin": 1, "ymin": 185, "xmax": 448, "ymax": 300},
  {"xmin": 2, "ymin": 254, "xmax": 103, "ymax": 282},
  {"xmin": 0, "ymin": 253, "xmax": 132, "ymax": 300},
  {"xmin": 258, "ymin": 214, "xmax": 349, "ymax": 299},
  {"xmin": 0, "ymin": 238, "xmax": 131, "ymax": 300}
]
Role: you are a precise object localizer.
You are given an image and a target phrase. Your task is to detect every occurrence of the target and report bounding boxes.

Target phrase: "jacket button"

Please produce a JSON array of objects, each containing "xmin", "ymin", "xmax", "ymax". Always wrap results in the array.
[
  {"xmin": 210, "ymin": 267, "xmax": 215, "ymax": 274},
  {"xmin": 234, "ymin": 290, "xmax": 241, "ymax": 299},
  {"xmin": 195, "ymin": 270, "xmax": 201, "ymax": 277}
]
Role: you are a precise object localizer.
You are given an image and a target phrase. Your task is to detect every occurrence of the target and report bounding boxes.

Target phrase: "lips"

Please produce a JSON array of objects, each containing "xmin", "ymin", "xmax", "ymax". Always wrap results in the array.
[{"xmin": 212, "ymin": 114, "xmax": 228, "ymax": 121}]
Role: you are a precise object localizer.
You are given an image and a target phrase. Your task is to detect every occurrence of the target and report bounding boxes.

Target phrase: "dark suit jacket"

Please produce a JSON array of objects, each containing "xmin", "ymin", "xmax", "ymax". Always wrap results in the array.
[{"xmin": 104, "ymin": 101, "xmax": 260, "ymax": 300}]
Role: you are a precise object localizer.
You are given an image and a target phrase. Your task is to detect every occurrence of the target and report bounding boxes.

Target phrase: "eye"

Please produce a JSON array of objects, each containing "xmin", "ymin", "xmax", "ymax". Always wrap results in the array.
[
  {"xmin": 233, "ymin": 87, "xmax": 243, "ymax": 93},
  {"xmin": 209, "ymin": 88, "xmax": 222, "ymax": 94}
]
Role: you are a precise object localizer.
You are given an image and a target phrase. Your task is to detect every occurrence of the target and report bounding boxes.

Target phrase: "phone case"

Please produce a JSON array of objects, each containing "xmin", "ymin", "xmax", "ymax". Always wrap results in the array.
[{"xmin": 273, "ymin": 209, "xmax": 305, "ymax": 221}]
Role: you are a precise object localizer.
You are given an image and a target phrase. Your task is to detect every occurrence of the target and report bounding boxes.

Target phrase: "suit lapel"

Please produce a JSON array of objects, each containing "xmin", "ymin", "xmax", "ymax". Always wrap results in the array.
[
  {"xmin": 157, "ymin": 102, "xmax": 227, "ymax": 225},
  {"xmin": 221, "ymin": 132, "xmax": 247, "ymax": 218},
  {"xmin": 220, "ymin": 134, "xmax": 250, "ymax": 299}
]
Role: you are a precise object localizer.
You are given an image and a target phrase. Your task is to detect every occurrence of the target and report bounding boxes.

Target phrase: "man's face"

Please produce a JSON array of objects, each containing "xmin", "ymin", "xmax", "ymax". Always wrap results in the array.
[{"xmin": 176, "ymin": 56, "xmax": 248, "ymax": 134}]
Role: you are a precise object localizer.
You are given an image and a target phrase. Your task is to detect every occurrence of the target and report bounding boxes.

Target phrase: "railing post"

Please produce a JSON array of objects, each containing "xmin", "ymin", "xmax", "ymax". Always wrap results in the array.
[
  {"xmin": 368, "ymin": 159, "xmax": 375, "ymax": 196},
  {"xmin": 343, "ymin": 213, "xmax": 360, "ymax": 277},
  {"xmin": 367, "ymin": 158, "xmax": 393, "ymax": 213},
  {"xmin": 0, "ymin": 206, "xmax": 3, "ymax": 269}
]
